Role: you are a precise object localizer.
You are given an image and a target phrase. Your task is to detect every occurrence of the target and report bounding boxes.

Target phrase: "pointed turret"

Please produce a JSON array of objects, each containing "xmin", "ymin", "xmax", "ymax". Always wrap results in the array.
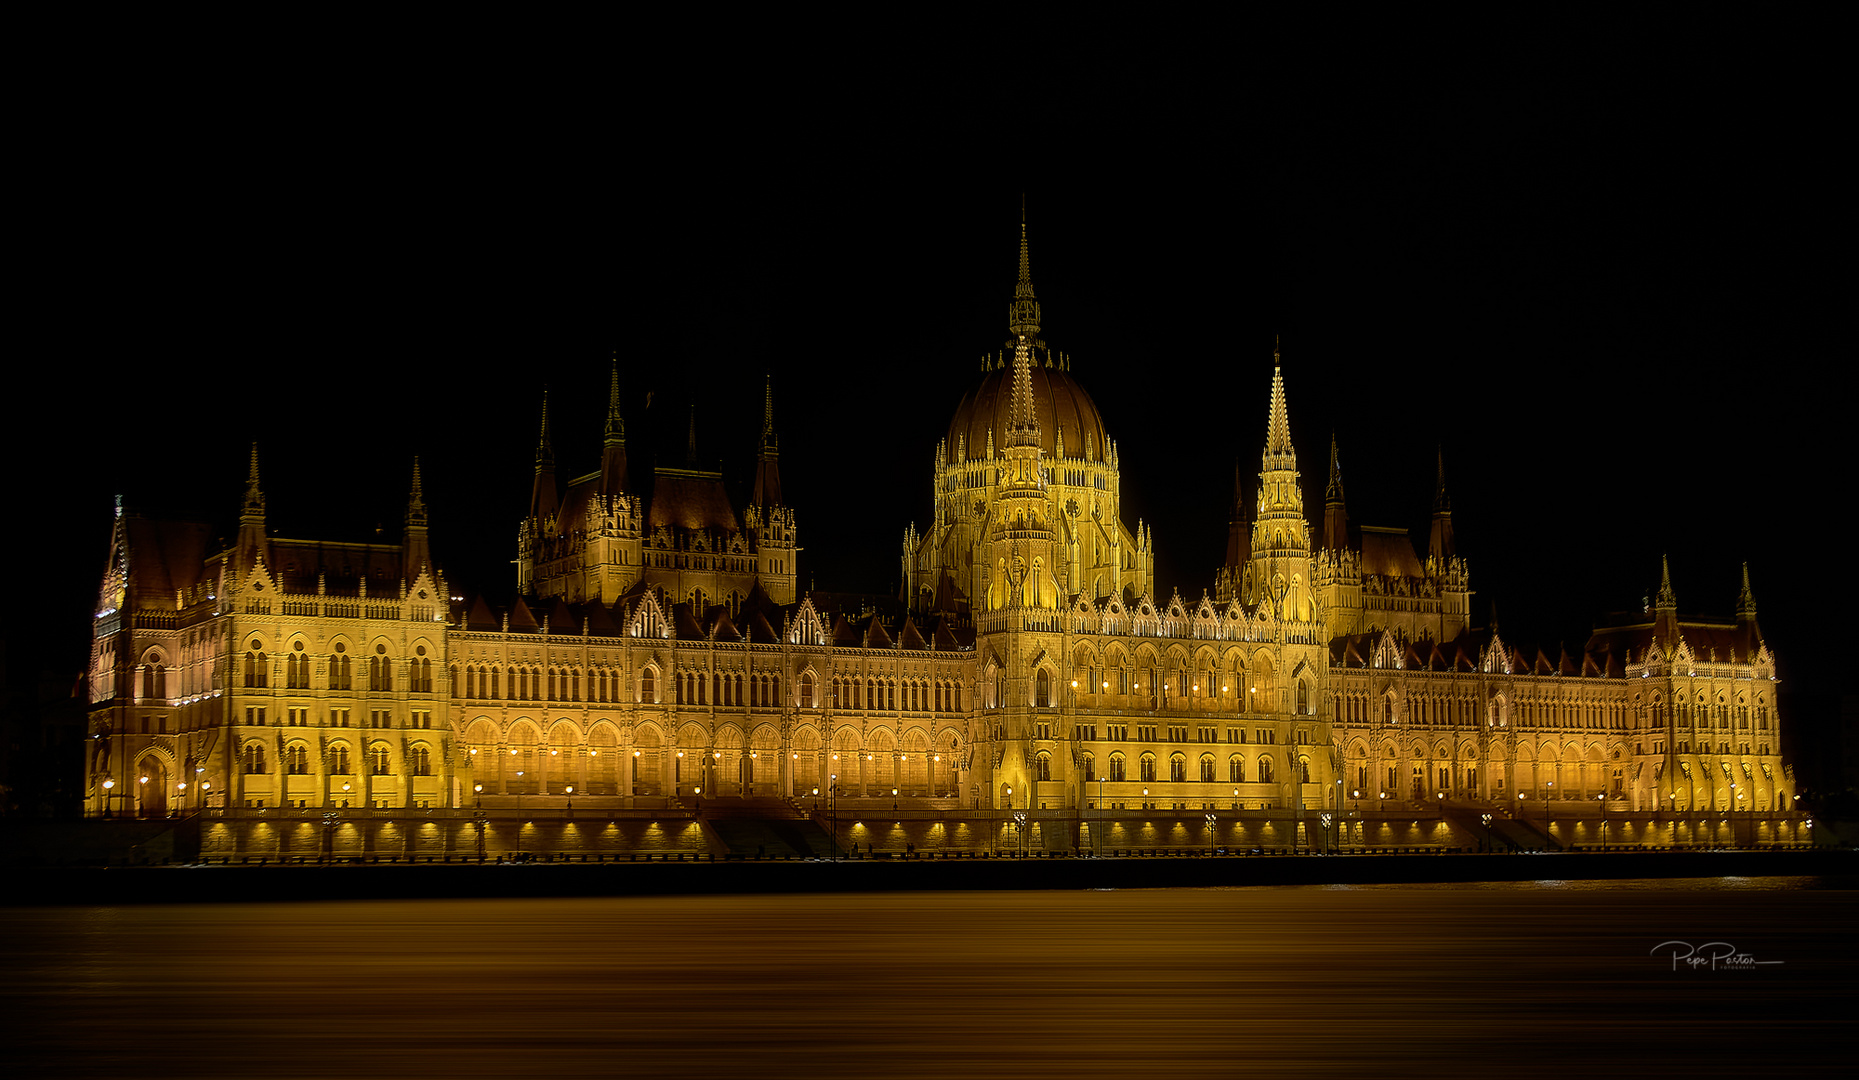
[
  {"xmin": 1322, "ymin": 432, "xmax": 1349, "ymax": 551},
  {"xmin": 599, "ymin": 357, "xmax": 630, "ymax": 497},
  {"xmin": 1736, "ymin": 562, "xmax": 1757, "ymax": 619},
  {"xmin": 1262, "ymin": 339, "xmax": 1297, "ymax": 471},
  {"xmin": 1427, "ymin": 446, "xmax": 1456, "ymax": 563},
  {"xmin": 404, "ymin": 457, "xmax": 431, "ymax": 581},
  {"xmin": 751, "ymin": 374, "xmax": 783, "ymax": 508},
  {"xmin": 528, "ymin": 390, "xmax": 558, "ymax": 523},
  {"xmin": 1734, "ymin": 562, "xmax": 1763, "ymax": 657},
  {"xmin": 1006, "ymin": 199, "xmax": 1043, "ymax": 345},
  {"xmin": 1005, "ymin": 333, "xmax": 1041, "ymax": 448},
  {"xmin": 686, "ymin": 404, "xmax": 698, "ymax": 465}
]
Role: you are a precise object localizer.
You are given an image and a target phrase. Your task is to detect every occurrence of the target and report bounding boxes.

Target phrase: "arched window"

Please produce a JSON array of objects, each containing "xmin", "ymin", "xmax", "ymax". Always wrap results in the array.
[
  {"xmin": 1109, "ymin": 753, "xmax": 1127, "ymax": 782},
  {"xmin": 1140, "ymin": 754, "xmax": 1157, "ymax": 783},
  {"xmin": 641, "ymin": 668, "xmax": 657, "ymax": 704},
  {"xmin": 245, "ymin": 645, "xmax": 267, "ymax": 688},
  {"xmin": 1036, "ymin": 752, "xmax": 1051, "ymax": 782},
  {"xmin": 1299, "ymin": 757, "xmax": 1311, "ymax": 784},
  {"xmin": 411, "ymin": 746, "xmax": 431, "ymax": 776},
  {"xmin": 1035, "ymin": 668, "xmax": 1051, "ymax": 707},
  {"xmin": 243, "ymin": 744, "xmax": 266, "ymax": 774},
  {"xmin": 800, "ymin": 673, "xmax": 814, "ymax": 708},
  {"xmin": 1083, "ymin": 753, "xmax": 1095, "ymax": 780},
  {"xmin": 370, "ymin": 746, "xmax": 390, "ymax": 775},
  {"xmin": 285, "ymin": 744, "xmax": 308, "ymax": 774},
  {"xmin": 1200, "ymin": 756, "xmax": 1216, "ymax": 783},
  {"xmin": 1169, "ymin": 755, "xmax": 1186, "ymax": 783},
  {"xmin": 331, "ymin": 745, "xmax": 351, "ymax": 775},
  {"xmin": 1296, "ymin": 679, "xmax": 1309, "ymax": 715},
  {"xmin": 330, "ymin": 645, "xmax": 352, "ymax": 690},
  {"xmin": 1229, "ymin": 756, "xmax": 1244, "ymax": 783},
  {"xmin": 143, "ymin": 663, "xmax": 166, "ymax": 699},
  {"xmin": 1258, "ymin": 757, "xmax": 1274, "ymax": 784}
]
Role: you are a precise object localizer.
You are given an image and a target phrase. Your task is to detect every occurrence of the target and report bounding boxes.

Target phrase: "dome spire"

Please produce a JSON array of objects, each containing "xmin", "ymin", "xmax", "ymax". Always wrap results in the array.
[
  {"xmin": 1263, "ymin": 336, "xmax": 1296, "ymax": 467},
  {"xmin": 1007, "ymin": 196, "xmax": 1042, "ymax": 341},
  {"xmin": 1006, "ymin": 334, "xmax": 1041, "ymax": 448}
]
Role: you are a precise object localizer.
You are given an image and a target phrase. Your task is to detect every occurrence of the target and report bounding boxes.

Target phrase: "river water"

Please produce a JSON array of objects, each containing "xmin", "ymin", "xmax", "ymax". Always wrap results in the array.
[{"xmin": 2, "ymin": 877, "xmax": 1847, "ymax": 1078}]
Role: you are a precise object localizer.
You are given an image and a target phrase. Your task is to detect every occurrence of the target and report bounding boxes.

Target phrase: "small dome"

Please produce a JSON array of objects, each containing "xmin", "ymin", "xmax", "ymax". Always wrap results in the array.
[{"xmin": 946, "ymin": 352, "xmax": 1110, "ymax": 464}]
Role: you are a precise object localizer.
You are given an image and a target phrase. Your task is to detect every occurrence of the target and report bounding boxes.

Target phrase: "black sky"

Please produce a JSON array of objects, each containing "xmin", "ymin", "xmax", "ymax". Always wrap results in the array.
[{"xmin": 14, "ymin": 49, "xmax": 1842, "ymax": 737}]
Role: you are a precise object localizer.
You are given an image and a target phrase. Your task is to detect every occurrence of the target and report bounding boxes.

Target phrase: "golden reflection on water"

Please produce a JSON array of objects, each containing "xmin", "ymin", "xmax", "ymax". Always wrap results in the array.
[{"xmin": 1, "ymin": 879, "xmax": 1846, "ymax": 1078}]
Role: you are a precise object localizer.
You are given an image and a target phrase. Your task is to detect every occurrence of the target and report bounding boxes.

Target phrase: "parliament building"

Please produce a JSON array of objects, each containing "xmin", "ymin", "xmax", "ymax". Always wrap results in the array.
[{"xmin": 83, "ymin": 220, "xmax": 1799, "ymax": 855}]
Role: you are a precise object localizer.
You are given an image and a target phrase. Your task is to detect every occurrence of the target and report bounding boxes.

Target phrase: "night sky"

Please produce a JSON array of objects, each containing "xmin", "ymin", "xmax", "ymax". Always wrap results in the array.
[{"xmin": 14, "ymin": 56, "xmax": 1840, "ymax": 747}]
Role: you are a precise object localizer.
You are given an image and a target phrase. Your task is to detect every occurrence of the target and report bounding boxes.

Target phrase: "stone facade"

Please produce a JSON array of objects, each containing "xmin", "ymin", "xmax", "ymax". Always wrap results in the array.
[{"xmin": 84, "ymin": 222, "xmax": 1794, "ymax": 839}]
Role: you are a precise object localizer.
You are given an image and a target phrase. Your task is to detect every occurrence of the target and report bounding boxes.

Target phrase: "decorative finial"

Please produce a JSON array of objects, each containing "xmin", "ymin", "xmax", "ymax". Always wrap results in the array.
[
  {"xmin": 1262, "ymin": 352, "xmax": 1295, "ymax": 464},
  {"xmin": 1006, "ymin": 334, "xmax": 1041, "ymax": 447}
]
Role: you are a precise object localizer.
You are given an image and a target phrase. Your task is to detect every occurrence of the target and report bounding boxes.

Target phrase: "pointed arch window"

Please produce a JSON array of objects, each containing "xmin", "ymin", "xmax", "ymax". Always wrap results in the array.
[
  {"xmin": 1035, "ymin": 668, "xmax": 1051, "ymax": 707},
  {"xmin": 1229, "ymin": 756, "xmax": 1244, "ymax": 783},
  {"xmin": 370, "ymin": 746, "xmax": 390, "ymax": 776},
  {"xmin": 330, "ymin": 644, "xmax": 352, "ymax": 690},
  {"xmin": 331, "ymin": 745, "xmax": 351, "ymax": 775},
  {"xmin": 1036, "ymin": 752, "xmax": 1051, "ymax": 782},
  {"xmin": 1109, "ymin": 753, "xmax": 1126, "ymax": 782},
  {"xmin": 244, "ymin": 645, "xmax": 268, "ymax": 688},
  {"xmin": 286, "ymin": 744, "xmax": 309, "ymax": 775},
  {"xmin": 243, "ymin": 743, "xmax": 267, "ymax": 774},
  {"xmin": 411, "ymin": 746, "xmax": 432, "ymax": 776},
  {"xmin": 1200, "ymin": 755, "xmax": 1216, "ymax": 783}
]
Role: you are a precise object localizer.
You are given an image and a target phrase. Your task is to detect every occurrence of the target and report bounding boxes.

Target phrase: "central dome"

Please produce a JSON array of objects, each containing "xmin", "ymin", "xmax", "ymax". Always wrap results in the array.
[{"xmin": 946, "ymin": 349, "xmax": 1110, "ymax": 464}]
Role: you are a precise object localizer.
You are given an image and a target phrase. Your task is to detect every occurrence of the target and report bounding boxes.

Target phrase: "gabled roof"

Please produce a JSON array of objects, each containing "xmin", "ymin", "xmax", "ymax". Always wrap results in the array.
[
  {"xmin": 464, "ymin": 596, "xmax": 500, "ymax": 632},
  {"xmin": 831, "ymin": 614, "xmax": 861, "ymax": 646},
  {"xmin": 898, "ymin": 619, "xmax": 927, "ymax": 651},
  {"xmin": 585, "ymin": 598, "xmax": 622, "ymax": 636},
  {"xmin": 546, "ymin": 598, "xmax": 579, "ymax": 634},
  {"xmin": 1358, "ymin": 526, "xmax": 1425, "ymax": 578},
  {"xmin": 507, "ymin": 596, "xmax": 540, "ymax": 633},
  {"xmin": 864, "ymin": 615, "xmax": 893, "ymax": 649},
  {"xmin": 124, "ymin": 517, "xmax": 213, "ymax": 607},
  {"xmin": 672, "ymin": 602, "xmax": 705, "ymax": 639}
]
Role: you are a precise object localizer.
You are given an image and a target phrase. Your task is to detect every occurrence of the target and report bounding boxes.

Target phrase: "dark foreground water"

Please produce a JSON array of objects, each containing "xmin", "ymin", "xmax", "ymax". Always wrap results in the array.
[{"xmin": 2, "ymin": 878, "xmax": 1849, "ymax": 1078}]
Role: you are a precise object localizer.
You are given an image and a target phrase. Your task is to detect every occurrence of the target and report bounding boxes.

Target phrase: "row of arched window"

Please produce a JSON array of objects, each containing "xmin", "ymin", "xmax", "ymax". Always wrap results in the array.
[
  {"xmin": 1074, "ymin": 752, "xmax": 1306, "ymax": 784},
  {"xmin": 827, "ymin": 677, "xmax": 962, "ymax": 713},
  {"xmin": 242, "ymin": 742, "xmax": 428, "ymax": 776}
]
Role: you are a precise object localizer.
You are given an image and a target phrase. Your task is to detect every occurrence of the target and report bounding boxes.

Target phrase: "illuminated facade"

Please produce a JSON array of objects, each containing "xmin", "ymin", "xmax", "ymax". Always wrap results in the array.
[{"xmin": 84, "ymin": 222, "xmax": 1794, "ymax": 839}]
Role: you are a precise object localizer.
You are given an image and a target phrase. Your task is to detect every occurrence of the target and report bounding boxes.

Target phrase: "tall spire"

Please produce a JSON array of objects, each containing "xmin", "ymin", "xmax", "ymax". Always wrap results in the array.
[
  {"xmin": 404, "ymin": 457, "xmax": 431, "ymax": 580},
  {"xmin": 1736, "ymin": 562, "xmax": 1757, "ymax": 617},
  {"xmin": 242, "ymin": 442, "xmax": 265, "ymax": 516},
  {"xmin": 527, "ymin": 391, "xmax": 558, "ymax": 523},
  {"xmin": 1007, "ymin": 198, "xmax": 1042, "ymax": 341},
  {"xmin": 752, "ymin": 374, "xmax": 783, "ymax": 509},
  {"xmin": 686, "ymin": 404, "xmax": 699, "ymax": 465},
  {"xmin": 1262, "ymin": 337, "xmax": 1296, "ymax": 467},
  {"xmin": 1428, "ymin": 445, "xmax": 1455, "ymax": 563},
  {"xmin": 1322, "ymin": 432, "xmax": 1349, "ymax": 552},
  {"xmin": 603, "ymin": 356, "xmax": 625, "ymax": 444},
  {"xmin": 599, "ymin": 359, "xmax": 630, "ymax": 497},
  {"xmin": 534, "ymin": 389, "xmax": 554, "ymax": 469},
  {"xmin": 1655, "ymin": 554, "xmax": 1677, "ymax": 609},
  {"xmin": 406, "ymin": 456, "xmax": 427, "ymax": 528}
]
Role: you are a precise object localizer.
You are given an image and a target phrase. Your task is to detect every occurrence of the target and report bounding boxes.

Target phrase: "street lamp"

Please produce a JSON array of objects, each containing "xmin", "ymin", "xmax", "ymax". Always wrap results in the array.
[
  {"xmin": 472, "ymin": 784, "xmax": 487, "ymax": 858},
  {"xmin": 102, "ymin": 778, "xmax": 115, "ymax": 818},
  {"xmin": 1596, "ymin": 792, "xmax": 1606, "ymax": 850},
  {"xmin": 1206, "ymin": 812, "xmax": 1217, "ymax": 857},
  {"xmin": 564, "ymin": 785, "xmax": 573, "ymax": 821},
  {"xmin": 1319, "ymin": 811, "xmax": 1332, "ymax": 854},
  {"xmin": 515, "ymin": 771, "xmax": 525, "ymax": 818},
  {"xmin": 1480, "ymin": 811, "xmax": 1493, "ymax": 852}
]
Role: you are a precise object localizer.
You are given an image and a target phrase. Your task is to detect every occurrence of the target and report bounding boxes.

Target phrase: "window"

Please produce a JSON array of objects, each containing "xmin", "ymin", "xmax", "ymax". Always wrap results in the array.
[
  {"xmin": 330, "ymin": 644, "xmax": 352, "ymax": 690},
  {"xmin": 1230, "ymin": 757, "xmax": 1243, "ymax": 783},
  {"xmin": 1259, "ymin": 757, "xmax": 1274, "ymax": 784},
  {"xmin": 370, "ymin": 647, "xmax": 392, "ymax": 692},
  {"xmin": 1035, "ymin": 669, "xmax": 1051, "ymax": 707},
  {"xmin": 331, "ymin": 745, "xmax": 351, "ymax": 775},
  {"xmin": 1036, "ymin": 753, "xmax": 1051, "ymax": 782},
  {"xmin": 244, "ymin": 706, "xmax": 267, "ymax": 726},
  {"xmin": 1083, "ymin": 753, "xmax": 1095, "ymax": 780},
  {"xmin": 330, "ymin": 708, "xmax": 350, "ymax": 728},
  {"xmin": 244, "ymin": 646, "xmax": 267, "ymax": 688},
  {"xmin": 1199, "ymin": 756, "xmax": 1215, "ymax": 783},
  {"xmin": 1137, "ymin": 725, "xmax": 1156, "ymax": 742},
  {"xmin": 411, "ymin": 746, "xmax": 431, "ymax": 776},
  {"xmin": 1169, "ymin": 755, "xmax": 1186, "ymax": 782},
  {"xmin": 1109, "ymin": 754, "xmax": 1126, "ymax": 782},
  {"xmin": 642, "ymin": 667, "xmax": 658, "ymax": 704},
  {"xmin": 370, "ymin": 746, "xmax": 390, "ymax": 775},
  {"xmin": 243, "ymin": 744, "xmax": 266, "ymax": 774},
  {"xmin": 1140, "ymin": 755, "xmax": 1157, "ymax": 783},
  {"xmin": 1168, "ymin": 726, "xmax": 1187, "ymax": 743},
  {"xmin": 287, "ymin": 643, "xmax": 310, "ymax": 689},
  {"xmin": 286, "ymin": 744, "xmax": 308, "ymax": 775}
]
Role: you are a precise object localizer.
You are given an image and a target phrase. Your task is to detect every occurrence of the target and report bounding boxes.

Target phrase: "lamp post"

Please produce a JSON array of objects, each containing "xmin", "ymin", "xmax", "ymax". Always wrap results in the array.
[
  {"xmin": 175, "ymin": 781, "xmax": 186, "ymax": 818},
  {"xmin": 1318, "ymin": 811, "xmax": 1332, "ymax": 855},
  {"xmin": 1480, "ymin": 811, "xmax": 1493, "ymax": 852},
  {"xmin": 473, "ymin": 784, "xmax": 486, "ymax": 859},
  {"xmin": 564, "ymin": 785, "xmax": 573, "ymax": 822},
  {"xmin": 515, "ymin": 771, "xmax": 525, "ymax": 818},
  {"xmin": 102, "ymin": 778, "xmax": 115, "ymax": 818},
  {"xmin": 1206, "ymin": 812, "xmax": 1217, "ymax": 857},
  {"xmin": 1013, "ymin": 809, "xmax": 1027, "ymax": 857},
  {"xmin": 828, "ymin": 774, "xmax": 838, "ymax": 861},
  {"xmin": 1596, "ymin": 791, "xmax": 1606, "ymax": 850}
]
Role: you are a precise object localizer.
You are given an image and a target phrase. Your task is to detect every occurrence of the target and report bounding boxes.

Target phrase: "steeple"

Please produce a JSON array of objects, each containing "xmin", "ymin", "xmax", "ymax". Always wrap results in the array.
[
  {"xmin": 1655, "ymin": 554, "xmax": 1677, "ymax": 610},
  {"xmin": 242, "ymin": 442, "xmax": 265, "ymax": 517},
  {"xmin": 1427, "ymin": 446, "xmax": 1455, "ymax": 563},
  {"xmin": 527, "ymin": 390, "xmax": 558, "ymax": 524},
  {"xmin": 599, "ymin": 358, "xmax": 630, "ymax": 497},
  {"xmin": 687, "ymin": 404, "xmax": 698, "ymax": 465},
  {"xmin": 404, "ymin": 457, "xmax": 431, "ymax": 580},
  {"xmin": 1262, "ymin": 337, "xmax": 1296, "ymax": 469},
  {"xmin": 751, "ymin": 374, "xmax": 783, "ymax": 508},
  {"xmin": 1322, "ymin": 432, "xmax": 1349, "ymax": 551},
  {"xmin": 1736, "ymin": 562, "xmax": 1757, "ymax": 618},
  {"xmin": 1006, "ymin": 198, "xmax": 1043, "ymax": 343}
]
